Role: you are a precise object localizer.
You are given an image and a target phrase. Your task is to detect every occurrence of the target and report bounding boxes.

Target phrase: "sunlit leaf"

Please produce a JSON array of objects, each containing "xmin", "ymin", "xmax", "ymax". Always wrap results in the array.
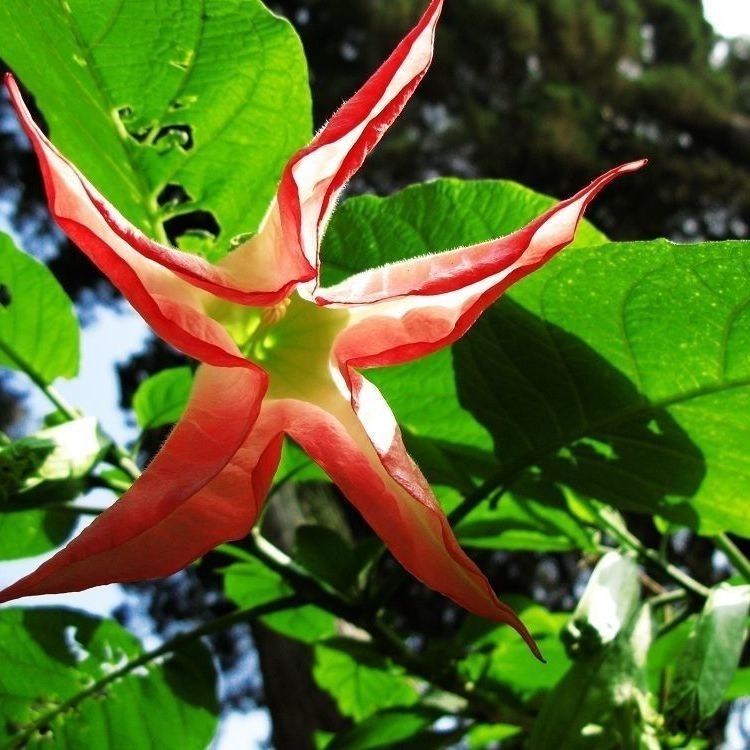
[
  {"xmin": 0, "ymin": 0, "xmax": 311, "ymax": 258},
  {"xmin": 0, "ymin": 510, "xmax": 76, "ymax": 562},
  {"xmin": 313, "ymin": 638, "xmax": 419, "ymax": 722},
  {"xmin": 457, "ymin": 599, "xmax": 570, "ymax": 705},
  {"xmin": 321, "ymin": 178, "xmax": 607, "ymax": 286},
  {"xmin": 0, "ymin": 232, "xmax": 78, "ymax": 383},
  {"xmin": 223, "ymin": 557, "xmax": 334, "ymax": 644},
  {"xmin": 0, "ymin": 607, "xmax": 217, "ymax": 748},
  {"xmin": 133, "ymin": 366, "xmax": 193, "ymax": 430}
]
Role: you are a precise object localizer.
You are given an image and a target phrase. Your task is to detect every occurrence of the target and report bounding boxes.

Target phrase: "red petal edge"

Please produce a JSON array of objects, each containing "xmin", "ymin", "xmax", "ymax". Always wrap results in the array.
[
  {"xmin": 261, "ymin": 394, "xmax": 544, "ymax": 660},
  {"xmin": 317, "ymin": 159, "xmax": 647, "ymax": 306},
  {"xmin": 0, "ymin": 366, "xmax": 273, "ymax": 600},
  {"xmin": 4, "ymin": 74, "xmax": 314, "ymax": 307},
  {"xmin": 278, "ymin": 0, "xmax": 444, "ymax": 276}
]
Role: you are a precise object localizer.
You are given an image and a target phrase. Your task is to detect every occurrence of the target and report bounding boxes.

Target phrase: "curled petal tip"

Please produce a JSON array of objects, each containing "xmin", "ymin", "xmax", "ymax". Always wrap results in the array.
[{"xmin": 623, "ymin": 158, "xmax": 648, "ymax": 171}]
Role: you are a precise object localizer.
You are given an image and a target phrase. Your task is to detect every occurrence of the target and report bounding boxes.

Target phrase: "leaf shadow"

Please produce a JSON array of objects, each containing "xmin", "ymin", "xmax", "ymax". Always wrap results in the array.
[{"xmin": 449, "ymin": 298, "xmax": 704, "ymax": 528}]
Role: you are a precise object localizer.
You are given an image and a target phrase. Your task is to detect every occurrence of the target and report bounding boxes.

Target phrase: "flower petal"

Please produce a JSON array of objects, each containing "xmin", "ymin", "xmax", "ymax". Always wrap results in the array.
[
  {"xmin": 260, "ymin": 386, "xmax": 541, "ymax": 658},
  {"xmin": 319, "ymin": 160, "xmax": 646, "ymax": 306},
  {"xmin": 5, "ymin": 74, "xmax": 313, "ymax": 308},
  {"xmin": 0, "ymin": 365, "xmax": 274, "ymax": 601},
  {"xmin": 273, "ymin": 0, "xmax": 443, "ymax": 277},
  {"xmin": 328, "ymin": 162, "xmax": 645, "ymax": 370}
]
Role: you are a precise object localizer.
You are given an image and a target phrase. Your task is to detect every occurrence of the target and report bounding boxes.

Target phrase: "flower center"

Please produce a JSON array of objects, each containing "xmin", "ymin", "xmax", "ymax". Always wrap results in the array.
[
  {"xmin": 208, "ymin": 293, "xmax": 350, "ymax": 395},
  {"xmin": 260, "ymin": 297, "xmax": 292, "ymax": 327},
  {"xmin": 241, "ymin": 298, "xmax": 292, "ymax": 360}
]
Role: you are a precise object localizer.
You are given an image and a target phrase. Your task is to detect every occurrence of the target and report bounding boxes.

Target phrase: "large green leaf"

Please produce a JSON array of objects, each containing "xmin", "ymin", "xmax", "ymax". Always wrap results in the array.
[
  {"xmin": 324, "ymin": 182, "xmax": 750, "ymax": 534},
  {"xmin": 0, "ymin": 607, "xmax": 218, "ymax": 749},
  {"xmin": 0, "ymin": 233, "xmax": 78, "ymax": 383},
  {"xmin": 0, "ymin": 0, "xmax": 311, "ymax": 258}
]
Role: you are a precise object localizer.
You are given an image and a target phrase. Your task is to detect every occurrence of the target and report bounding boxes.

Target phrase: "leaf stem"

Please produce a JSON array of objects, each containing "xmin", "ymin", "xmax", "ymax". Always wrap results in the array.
[
  {"xmin": 3, "ymin": 595, "xmax": 301, "ymax": 750},
  {"xmin": 580, "ymin": 499, "xmax": 710, "ymax": 598},
  {"xmin": 241, "ymin": 533, "xmax": 531, "ymax": 725},
  {"xmin": 713, "ymin": 533, "xmax": 750, "ymax": 583}
]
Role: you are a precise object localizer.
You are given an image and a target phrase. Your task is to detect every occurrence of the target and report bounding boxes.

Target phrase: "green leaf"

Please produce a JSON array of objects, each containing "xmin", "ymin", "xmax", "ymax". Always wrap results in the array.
[
  {"xmin": 434, "ymin": 482, "xmax": 595, "ymax": 553},
  {"xmin": 325, "ymin": 180, "xmax": 750, "ymax": 535},
  {"xmin": 726, "ymin": 668, "xmax": 750, "ymax": 700},
  {"xmin": 667, "ymin": 584, "xmax": 750, "ymax": 729},
  {"xmin": 0, "ymin": 607, "xmax": 218, "ymax": 749},
  {"xmin": 466, "ymin": 724, "xmax": 522, "ymax": 749},
  {"xmin": 313, "ymin": 638, "xmax": 419, "ymax": 722},
  {"xmin": 382, "ymin": 240, "xmax": 750, "ymax": 536},
  {"xmin": 0, "ymin": 232, "xmax": 78, "ymax": 383},
  {"xmin": 457, "ymin": 599, "xmax": 571, "ymax": 705},
  {"xmin": 325, "ymin": 707, "xmax": 442, "ymax": 750},
  {"xmin": 646, "ymin": 616, "xmax": 694, "ymax": 695},
  {"xmin": 133, "ymin": 366, "xmax": 193, "ymax": 430},
  {"xmin": 223, "ymin": 557, "xmax": 335, "ymax": 644},
  {"xmin": 0, "ymin": 510, "xmax": 77, "ymax": 561},
  {"xmin": 530, "ymin": 605, "xmax": 656, "ymax": 750},
  {"xmin": 0, "ymin": 418, "xmax": 107, "ymax": 560},
  {"xmin": 0, "ymin": 0, "xmax": 311, "ymax": 258}
]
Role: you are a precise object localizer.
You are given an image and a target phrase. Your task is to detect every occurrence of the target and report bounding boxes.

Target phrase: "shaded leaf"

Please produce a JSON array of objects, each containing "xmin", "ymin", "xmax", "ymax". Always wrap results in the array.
[
  {"xmin": 530, "ymin": 605, "xmax": 655, "ymax": 750},
  {"xmin": 667, "ymin": 584, "xmax": 750, "ymax": 729},
  {"xmin": 294, "ymin": 525, "xmax": 360, "ymax": 593},
  {"xmin": 0, "ymin": 419, "xmax": 107, "ymax": 561},
  {"xmin": 325, "ymin": 707, "xmax": 442, "ymax": 750}
]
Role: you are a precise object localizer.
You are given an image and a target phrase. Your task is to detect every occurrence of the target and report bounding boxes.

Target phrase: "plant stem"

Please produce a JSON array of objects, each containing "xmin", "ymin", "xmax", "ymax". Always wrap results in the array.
[
  {"xmin": 580, "ymin": 499, "xmax": 710, "ymax": 598},
  {"xmin": 238, "ymin": 534, "xmax": 531, "ymax": 725},
  {"xmin": 3, "ymin": 595, "xmax": 301, "ymax": 750},
  {"xmin": 713, "ymin": 533, "xmax": 750, "ymax": 583}
]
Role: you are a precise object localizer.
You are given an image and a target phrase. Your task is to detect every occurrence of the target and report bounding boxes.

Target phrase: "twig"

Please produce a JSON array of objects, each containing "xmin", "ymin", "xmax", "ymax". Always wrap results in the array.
[
  {"xmin": 713, "ymin": 533, "xmax": 750, "ymax": 583},
  {"xmin": 579, "ymin": 499, "xmax": 710, "ymax": 598}
]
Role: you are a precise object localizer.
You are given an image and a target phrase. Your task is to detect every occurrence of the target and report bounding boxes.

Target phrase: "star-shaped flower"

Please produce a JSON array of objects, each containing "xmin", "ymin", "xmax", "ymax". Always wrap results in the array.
[{"xmin": 0, "ymin": 0, "xmax": 643, "ymax": 656}]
